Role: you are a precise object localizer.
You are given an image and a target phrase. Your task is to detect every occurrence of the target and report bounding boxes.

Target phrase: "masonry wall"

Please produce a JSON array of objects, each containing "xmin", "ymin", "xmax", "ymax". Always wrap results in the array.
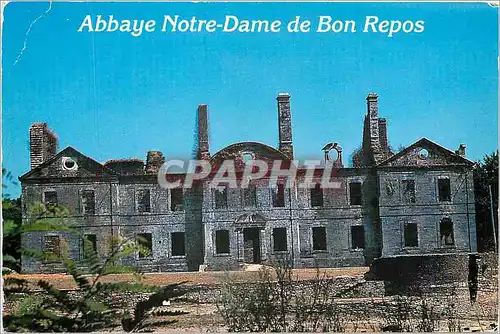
[
  {"xmin": 368, "ymin": 253, "xmax": 471, "ymax": 295},
  {"xmin": 202, "ymin": 179, "xmax": 300, "ymax": 270},
  {"xmin": 294, "ymin": 174, "xmax": 370, "ymax": 268},
  {"xmin": 21, "ymin": 164, "xmax": 477, "ymax": 274},
  {"xmin": 378, "ymin": 168, "xmax": 476, "ymax": 257},
  {"xmin": 114, "ymin": 180, "xmax": 203, "ymax": 272},
  {"xmin": 202, "ymin": 170, "xmax": 379, "ymax": 271},
  {"xmin": 21, "ymin": 179, "xmax": 204, "ymax": 273},
  {"xmin": 21, "ymin": 180, "xmax": 116, "ymax": 273}
]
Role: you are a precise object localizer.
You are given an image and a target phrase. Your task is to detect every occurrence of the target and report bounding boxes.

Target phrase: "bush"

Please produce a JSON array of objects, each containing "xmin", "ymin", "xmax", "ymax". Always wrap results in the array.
[{"xmin": 216, "ymin": 257, "xmax": 346, "ymax": 332}]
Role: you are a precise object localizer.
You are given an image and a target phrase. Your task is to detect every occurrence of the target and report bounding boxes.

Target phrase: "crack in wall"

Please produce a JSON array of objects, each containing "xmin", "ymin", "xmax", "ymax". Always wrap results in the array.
[{"xmin": 13, "ymin": 1, "xmax": 52, "ymax": 67}]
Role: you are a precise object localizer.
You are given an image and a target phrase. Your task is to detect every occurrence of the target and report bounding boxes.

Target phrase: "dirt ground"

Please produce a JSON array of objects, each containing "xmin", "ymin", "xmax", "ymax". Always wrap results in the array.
[
  {"xmin": 140, "ymin": 302, "xmax": 498, "ymax": 333},
  {"xmin": 5, "ymin": 266, "xmax": 498, "ymax": 332},
  {"xmin": 7, "ymin": 266, "xmax": 369, "ymax": 290}
]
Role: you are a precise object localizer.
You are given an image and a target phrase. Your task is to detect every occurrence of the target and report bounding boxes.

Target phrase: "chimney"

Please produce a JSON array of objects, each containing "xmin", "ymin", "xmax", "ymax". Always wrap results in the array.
[
  {"xmin": 455, "ymin": 144, "xmax": 466, "ymax": 157},
  {"xmin": 378, "ymin": 118, "xmax": 388, "ymax": 153},
  {"xmin": 197, "ymin": 104, "xmax": 210, "ymax": 160},
  {"xmin": 145, "ymin": 151, "xmax": 165, "ymax": 174},
  {"xmin": 30, "ymin": 123, "xmax": 58, "ymax": 169},
  {"xmin": 366, "ymin": 93, "xmax": 384, "ymax": 164},
  {"xmin": 277, "ymin": 93, "xmax": 294, "ymax": 159},
  {"xmin": 367, "ymin": 93, "xmax": 379, "ymax": 118}
]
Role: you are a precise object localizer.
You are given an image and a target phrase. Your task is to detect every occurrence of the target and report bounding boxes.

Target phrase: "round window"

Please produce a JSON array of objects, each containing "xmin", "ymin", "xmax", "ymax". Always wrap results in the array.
[
  {"xmin": 328, "ymin": 149, "xmax": 339, "ymax": 161},
  {"xmin": 62, "ymin": 157, "xmax": 77, "ymax": 170},
  {"xmin": 242, "ymin": 152, "xmax": 254, "ymax": 162},
  {"xmin": 418, "ymin": 148, "xmax": 430, "ymax": 160}
]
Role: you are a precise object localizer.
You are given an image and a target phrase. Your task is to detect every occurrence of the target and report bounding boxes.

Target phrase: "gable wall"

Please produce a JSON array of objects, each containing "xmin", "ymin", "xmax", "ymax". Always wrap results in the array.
[
  {"xmin": 21, "ymin": 181, "xmax": 116, "ymax": 273},
  {"xmin": 20, "ymin": 179, "xmax": 205, "ymax": 273},
  {"xmin": 378, "ymin": 168, "xmax": 476, "ymax": 257}
]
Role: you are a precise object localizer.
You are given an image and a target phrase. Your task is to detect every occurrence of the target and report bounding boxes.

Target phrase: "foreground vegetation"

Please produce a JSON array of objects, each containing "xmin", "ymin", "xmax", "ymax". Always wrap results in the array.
[{"xmin": 215, "ymin": 257, "xmax": 497, "ymax": 332}]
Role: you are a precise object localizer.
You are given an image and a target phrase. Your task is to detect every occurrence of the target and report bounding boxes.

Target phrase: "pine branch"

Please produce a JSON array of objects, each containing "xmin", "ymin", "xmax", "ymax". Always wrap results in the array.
[
  {"xmin": 64, "ymin": 257, "xmax": 91, "ymax": 291},
  {"xmin": 124, "ymin": 282, "xmax": 189, "ymax": 332},
  {"xmin": 37, "ymin": 280, "xmax": 76, "ymax": 312}
]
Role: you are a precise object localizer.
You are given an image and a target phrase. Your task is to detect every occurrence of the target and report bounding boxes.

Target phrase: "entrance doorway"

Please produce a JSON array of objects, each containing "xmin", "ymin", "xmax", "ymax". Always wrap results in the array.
[{"xmin": 243, "ymin": 228, "xmax": 261, "ymax": 263}]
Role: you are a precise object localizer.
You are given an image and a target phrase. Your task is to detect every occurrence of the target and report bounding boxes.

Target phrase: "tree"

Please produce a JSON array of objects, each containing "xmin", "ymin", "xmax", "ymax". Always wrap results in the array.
[
  {"xmin": 473, "ymin": 151, "xmax": 498, "ymax": 252},
  {"xmin": 2, "ymin": 197, "xmax": 22, "ymax": 272},
  {"xmin": 2, "ymin": 179, "xmax": 188, "ymax": 331},
  {"xmin": 3, "ymin": 167, "xmax": 188, "ymax": 331},
  {"xmin": 2, "ymin": 168, "xmax": 22, "ymax": 272},
  {"xmin": 4, "ymin": 229, "xmax": 189, "ymax": 332}
]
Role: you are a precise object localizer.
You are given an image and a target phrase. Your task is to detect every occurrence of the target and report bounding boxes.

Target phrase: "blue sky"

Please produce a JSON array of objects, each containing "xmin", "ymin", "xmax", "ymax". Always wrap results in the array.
[{"xmin": 2, "ymin": 2, "xmax": 498, "ymax": 197}]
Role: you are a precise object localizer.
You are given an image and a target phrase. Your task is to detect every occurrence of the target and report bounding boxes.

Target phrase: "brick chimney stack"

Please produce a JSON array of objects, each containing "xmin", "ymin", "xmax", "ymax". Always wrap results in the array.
[
  {"xmin": 277, "ymin": 93, "xmax": 294, "ymax": 159},
  {"xmin": 378, "ymin": 118, "xmax": 388, "ymax": 153},
  {"xmin": 145, "ymin": 151, "xmax": 165, "ymax": 174},
  {"xmin": 366, "ymin": 93, "xmax": 384, "ymax": 164},
  {"xmin": 29, "ymin": 123, "xmax": 58, "ymax": 170},
  {"xmin": 197, "ymin": 104, "xmax": 210, "ymax": 160}
]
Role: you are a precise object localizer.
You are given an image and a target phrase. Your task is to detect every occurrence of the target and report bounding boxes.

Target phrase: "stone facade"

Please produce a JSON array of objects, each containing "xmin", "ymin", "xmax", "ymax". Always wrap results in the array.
[{"xmin": 19, "ymin": 93, "xmax": 477, "ymax": 273}]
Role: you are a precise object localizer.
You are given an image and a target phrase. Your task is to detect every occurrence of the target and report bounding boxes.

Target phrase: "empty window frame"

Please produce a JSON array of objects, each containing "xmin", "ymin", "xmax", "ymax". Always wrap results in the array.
[
  {"xmin": 43, "ymin": 235, "xmax": 61, "ymax": 259},
  {"xmin": 171, "ymin": 188, "xmax": 184, "ymax": 211},
  {"xmin": 401, "ymin": 179, "xmax": 416, "ymax": 203},
  {"xmin": 81, "ymin": 190, "xmax": 95, "ymax": 215},
  {"xmin": 137, "ymin": 233, "xmax": 153, "ymax": 258},
  {"xmin": 215, "ymin": 230, "xmax": 230, "ymax": 254},
  {"xmin": 349, "ymin": 182, "xmax": 362, "ymax": 205},
  {"xmin": 272, "ymin": 184, "xmax": 285, "ymax": 207},
  {"xmin": 404, "ymin": 223, "xmax": 418, "ymax": 247},
  {"xmin": 214, "ymin": 187, "xmax": 228, "ymax": 209},
  {"xmin": 137, "ymin": 189, "xmax": 151, "ymax": 213},
  {"xmin": 171, "ymin": 232, "xmax": 186, "ymax": 256},
  {"xmin": 310, "ymin": 184, "xmax": 324, "ymax": 207},
  {"xmin": 438, "ymin": 178, "xmax": 451, "ymax": 202},
  {"xmin": 83, "ymin": 234, "xmax": 97, "ymax": 257},
  {"xmin": 273, "ymin": 228, "xmax": 287, "ymax": 251},
  {"xmin": 351, "ymin": 226, "xmax": 365, "ymax": 249},
  {"xmin": 440, "ymin": 218, "xmax": 454, "ymax": 246},
  {"xmin": 312, "ymin": 227, "xmax": 327, "ymax": 251},
  {"xmin": 44, "ymin": 191, "xmax": 58, "ymax": 207},
  {"xmin": 243, "ymin": 185, "xmax": 257, "ymax": 207}
]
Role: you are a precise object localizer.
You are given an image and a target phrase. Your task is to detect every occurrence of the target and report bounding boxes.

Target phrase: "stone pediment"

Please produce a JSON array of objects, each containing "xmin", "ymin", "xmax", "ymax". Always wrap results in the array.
[
  {"xmin": 232, "ymin": 213, "xmax": 267, "ymax": 228},
  {"xmin": 19, "ymin": 146, "xmax": 118, "ymax": 181},
  {"xmin": 210, "ymin": 142, "xmax": 290, "ymax": 171},
  {"xmin": 378, "ymin": 138, "xmax": 474, "ymax": 168}
]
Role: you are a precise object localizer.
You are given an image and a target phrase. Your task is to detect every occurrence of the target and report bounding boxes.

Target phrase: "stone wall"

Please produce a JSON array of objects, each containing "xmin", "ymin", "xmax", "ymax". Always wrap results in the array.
[
  {"xmin": 6, "ymin": 260, "xmax": 497, "ymax": 332},
  {"xmin": 368, "ymin": 254, "xmax": 470, "ymax": 293},
  {"xmin": 21, "ymin": 177, "xmax": 204, "ymax": 273},
  {"xmin": 201, "ymin": 168, "xmax": 383, "ymax": 271},
  {"xmin": 378, "ymin": 168, "xmax": 476, "ymax": 256}
]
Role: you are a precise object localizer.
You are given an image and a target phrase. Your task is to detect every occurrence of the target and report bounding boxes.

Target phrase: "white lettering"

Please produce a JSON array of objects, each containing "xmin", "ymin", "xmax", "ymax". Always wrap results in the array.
[
  {"xmin": 158, "ymin": 160, "xmax": 185, "ymax": 189},
  {"xmin": 184, "ymin": 160, "xmax": 212, "ymax": 188},
  {"xmin": 223, "ymin": 15, "xmax": 239, "ymax": 32},
  {"xmin": 78, "ymin": 15, "xmax": 94, "ymax": 32},
  {"xmin": 211, "ymin": 161, "xmax": 238, "ymax": 188},
  {"xmin": 269, "ymin": 160, "xmax": 298, "ymax": 188},
  {"xmin": 241, "ymin": 160, "xmax": 268, "ymax": 188}
]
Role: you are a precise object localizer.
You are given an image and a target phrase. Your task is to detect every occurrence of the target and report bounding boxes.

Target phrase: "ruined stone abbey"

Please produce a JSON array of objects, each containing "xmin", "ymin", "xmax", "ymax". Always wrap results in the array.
[{"xmin": 20, "ymin": 93, "xmax": 477, "ymax": 273}]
